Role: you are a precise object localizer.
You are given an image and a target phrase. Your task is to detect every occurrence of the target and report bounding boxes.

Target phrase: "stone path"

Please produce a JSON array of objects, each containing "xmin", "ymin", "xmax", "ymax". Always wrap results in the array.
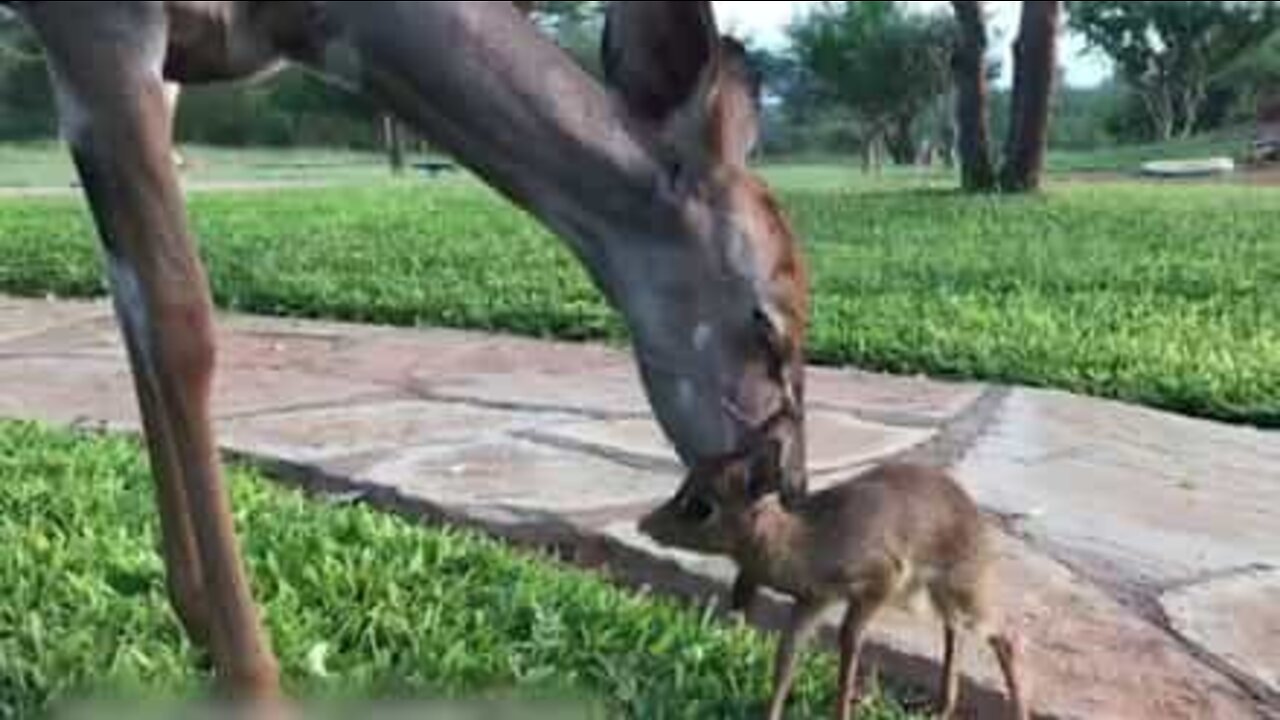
[{"xmin": 2, "ymin": 294, "xmax": 1276, "ymax": 720}]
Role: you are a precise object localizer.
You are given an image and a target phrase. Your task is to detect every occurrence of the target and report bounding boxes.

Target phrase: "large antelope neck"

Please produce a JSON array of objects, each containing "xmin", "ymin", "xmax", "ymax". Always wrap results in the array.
[{"xmin": 306, "ymin": 2, "xmax": 803, "ymax": 466}]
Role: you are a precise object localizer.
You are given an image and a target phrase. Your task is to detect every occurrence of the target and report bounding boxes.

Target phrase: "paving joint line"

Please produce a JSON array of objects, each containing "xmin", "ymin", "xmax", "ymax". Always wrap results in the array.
[{"xmin": 406, "ymin": 386, "xmax": 645, "ymax": 423}]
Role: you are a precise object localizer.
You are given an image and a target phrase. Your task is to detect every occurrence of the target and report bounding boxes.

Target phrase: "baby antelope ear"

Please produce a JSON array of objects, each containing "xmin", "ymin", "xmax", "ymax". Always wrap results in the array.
[{"xmin": 745, "ymin": 438, "xmax": 784, "ymax": 501}]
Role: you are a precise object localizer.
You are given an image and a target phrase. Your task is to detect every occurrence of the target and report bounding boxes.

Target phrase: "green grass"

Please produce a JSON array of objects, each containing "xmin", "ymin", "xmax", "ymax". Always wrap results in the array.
[
  {"xmin": 0, "ymin": 420, "xmax": 916, "ymax": 720},
  {"xmin": 1, "ymin": 170, "xmax": 1276, "ymax": 426},
  {"xmin": 0, "ymin": 143, "xmax": 430, "ymax": 188},
  {"xmin": 1047, "ymin": 127, "xmax": 1255, "ymax": 174},
  {"xmin": 0, "ymin": 131, "xmax": 1259, "ymax": 189}
]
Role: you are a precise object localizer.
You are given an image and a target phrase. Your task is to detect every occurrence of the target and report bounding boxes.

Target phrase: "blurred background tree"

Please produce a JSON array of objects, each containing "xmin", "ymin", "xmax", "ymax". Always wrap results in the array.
[{"xmin": 3, "ymin": 0, "xmax": 1278, "ymax": 175}]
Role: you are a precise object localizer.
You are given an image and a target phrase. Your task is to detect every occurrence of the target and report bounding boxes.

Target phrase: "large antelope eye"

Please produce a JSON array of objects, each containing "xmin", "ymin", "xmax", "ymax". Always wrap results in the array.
[{"xmin": 681, "ymin": 495, "xmax": 714, "ymax": 523}]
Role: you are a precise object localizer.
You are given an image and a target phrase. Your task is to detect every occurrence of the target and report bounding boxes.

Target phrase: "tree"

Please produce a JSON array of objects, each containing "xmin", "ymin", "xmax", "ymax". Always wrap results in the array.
[
  {"xmin": 381, "ymin": 113, "xmax": 405, "ymax": 174},
  {"xmin": 1226, "ymin": 28, "xmax": 1280, "ymax": 87},
  {"xmin": 523, "ymin": 0, "xmax": 606, "ymax": 78},
  {"xmin": 0, "ymin": 11, "xmax": 58, "ymax": 140},
  {"xmin": 789, "ymin": 2, "xmax": 955, "ymax": 170},
  {"xmin": 1067, "ymin": 1, "xmax": 1280, "ymax": 140},
  {"xmin": 1219, "ymin": 27, "xmax": 1280, "ymax": 120},
  {"xmin": 948, "ymin": 1, "xmax": 1060, "ymax": 193},
  {"xmin": 951, "ymin": 1, "xmax": 997, "ymax": 190},
  {"xmin": 1001, "ymin": 1, "xmax": 1062, "ymax": 192}
]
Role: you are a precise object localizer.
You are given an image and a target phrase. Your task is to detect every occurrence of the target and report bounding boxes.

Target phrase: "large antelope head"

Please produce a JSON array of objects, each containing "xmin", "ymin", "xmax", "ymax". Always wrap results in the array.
[{"xmin": 317, "ymin": 1, "xmax": 810, "ymax": 494}]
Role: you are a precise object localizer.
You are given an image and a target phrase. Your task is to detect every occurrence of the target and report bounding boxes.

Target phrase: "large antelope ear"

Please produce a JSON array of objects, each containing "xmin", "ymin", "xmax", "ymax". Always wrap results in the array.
[
  {"xmin": 602, "ymin": 3, "xmax": 761, "ymax": 168},
  {"xmin": 710, "ymin": 36, "xmax": 763, "ymax": 165},
  {"xmin": 601, "ymin": 1, "xmax": 719, "ymax": 125}
]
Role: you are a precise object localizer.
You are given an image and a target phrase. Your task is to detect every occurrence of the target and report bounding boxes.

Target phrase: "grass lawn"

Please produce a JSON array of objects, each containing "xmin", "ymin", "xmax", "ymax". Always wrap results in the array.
[
  {"xmin": 0, "ymin": 164, "xmax": 1276, "ymax": 427},
  {"xmin": 1046, "ymin": 127, "xmax": 1255, "ymax": 174},
  {"xmin": 0, "ymin": 143, "xmax": 439, "ymax": 189},
  {"xmin": 0, "ymin": 420, "xmax": 917, "ymax": 720}
]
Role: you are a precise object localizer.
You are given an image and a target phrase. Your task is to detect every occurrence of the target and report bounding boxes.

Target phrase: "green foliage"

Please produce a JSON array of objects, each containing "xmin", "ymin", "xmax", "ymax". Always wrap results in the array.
[
  {"xmin": 0, "ymin": 14, "xmax": 56, "ymax": 140},
  {"xmin": 1219, "ymin": 28, "xmax": 1280, "ymax": 116},
  {"xmin": 0, "ymin": 421, "xmax": 917, "ymax": 719},
  {"xmin": 0, "ymin": 174, "xmax": 1275, "ymax": 427},
  {"xmin": 174, "ymin": 69, "xmax": 382, "ymax": 150},
  {"xmin": 1066, "ymin": 1, "xmax": 1280, "ymax": 139},
  {"xmin": 527, "ymin": 1, "xmax": 606, "ymax": 78},
  {"xmin": 0, "ymin": 14, "xmax": 384, "ymax": 148},
  {"xmin": 1225, "ymin": 28, "xmax": 1280, "ymax": 86},
  {"xmin": 985, "ymin": 83, "xmax": 1130, "ymax": 151},
  {"xmin": 787, "ymin": 2, "xmax": 955, "ymax": 164}
]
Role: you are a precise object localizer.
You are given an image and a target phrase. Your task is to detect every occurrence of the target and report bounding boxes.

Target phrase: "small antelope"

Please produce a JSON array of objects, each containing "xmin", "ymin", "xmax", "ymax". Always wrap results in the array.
[{"xmin": 639, "ymin": 444, "xmax": 1028, "ymax": 720}]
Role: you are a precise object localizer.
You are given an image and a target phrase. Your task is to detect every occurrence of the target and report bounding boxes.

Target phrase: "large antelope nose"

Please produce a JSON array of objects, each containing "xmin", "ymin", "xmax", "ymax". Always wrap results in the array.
[
  {"xmin": 637, "ymin": 496, "xmax": 681, "ymax": 543},
  {"xmin": 637, "ymin": 503, "xmax": 664, "ymax": 538}
]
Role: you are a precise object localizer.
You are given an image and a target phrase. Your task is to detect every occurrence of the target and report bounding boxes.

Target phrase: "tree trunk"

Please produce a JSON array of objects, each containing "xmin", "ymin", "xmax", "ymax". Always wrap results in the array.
[
  {"xmin": 382, "ymin": 114, "xmax": 405, "ymax": 174},
  {"xmin": 888, "ymin": 114, "xmax": 917, "ymax": 165},
  {"xmin": 1001, "ymin": 0, "xmax": 1061, "ymax": 193},
  {"xmin": 1177, "ymin": 84, "xmax": 1206, "ymax": 139},
  {"xmin": 861, "ymin": 131, "xmax": 886, "ymax": 175},
  {"xmin": 950, "ymin": 0, "xmax": 997, "ymax": 191},
  {"xmin": 1139, "ymin": 87, "xmax": 1176, "ymax": 142}
]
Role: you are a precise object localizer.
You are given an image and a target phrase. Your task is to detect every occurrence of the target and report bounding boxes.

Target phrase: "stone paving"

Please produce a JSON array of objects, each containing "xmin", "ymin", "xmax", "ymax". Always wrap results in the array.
[{"xmin": 1, "ymin": 294, "xmax": 1276, "ymax": 719}]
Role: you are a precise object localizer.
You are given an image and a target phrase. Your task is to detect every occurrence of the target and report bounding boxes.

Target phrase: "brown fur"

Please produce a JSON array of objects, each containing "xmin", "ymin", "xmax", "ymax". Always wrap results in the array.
[{"xmin": 640, "ymin": 458, "xmax": 1028, "ymax": 720}]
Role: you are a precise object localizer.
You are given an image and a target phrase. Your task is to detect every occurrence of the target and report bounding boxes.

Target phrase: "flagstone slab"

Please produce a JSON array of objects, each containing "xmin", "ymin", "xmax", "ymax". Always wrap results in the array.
[
  {"xmin": 3, "ymin": 313, "xmax": 125, "ymax": 359},
  {"xmin": 954, "ymin": 388, "xmax": 1280, "ymax": 584},
  {"xmin": 311, "ymin": 332, "xmax": 624, "ymax": 387},
  {"xmin": 0, "ymin": 296, "xmax": 112, "ymax": 346},
  {"xmin": 357, "ymin": 439, "xmax": 679, "ymax": 513},
  {"xmin": 0, "ymin": 356, "xmax": 139, "ymax": 427},
  {"xmin": 808, "ymin": 367, "xmax": 986, "ymax": 425},
  {"xmin": 1161, "ymin": 567, "xmax": 1280, "ymax": 699},
  {"xmin": 0, "ymin": 355, "xmax": 395, "ymax": 429},
  {"xmin": 209, "ymin": 366, "xmax": 396, "ymax": 420},
  {"xmin": 10, "ymin": 313, "xmax": 353, "ymax": 366},
  {"xmin": 219, "ymin": 399, "xmax": 574, "ymax": 464},
  {"xmin": 423, "ymin": 366, "xmax": 650, "ymax": 417},
  {"xmin": 524, "ymin": 409, "xmax": 934, "ymax": 478}
]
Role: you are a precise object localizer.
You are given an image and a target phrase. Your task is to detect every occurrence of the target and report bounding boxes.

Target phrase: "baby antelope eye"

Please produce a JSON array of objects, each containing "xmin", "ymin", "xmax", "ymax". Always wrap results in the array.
[{"xmin": 681, "ymin": 495, "xmax": 714, "ymax": 523}]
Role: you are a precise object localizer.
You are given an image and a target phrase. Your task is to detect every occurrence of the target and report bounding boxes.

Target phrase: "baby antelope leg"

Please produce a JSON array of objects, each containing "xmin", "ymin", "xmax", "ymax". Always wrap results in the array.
[
  {"xmin": 767, "ymin": 598, "xmax": 825, "ymax": 720},
  {"xmin": 835, "ymin": 600, "xmax": 876, "ymax": 720},
  {"xmin": 938, "ymin": 625, "xmax": 962, "ymax": 719},
  {"xmin": 989, "ymin": 632, "xmax": 1029, "ymax": 720},
  {"xmin": 731, "ymin": 572, "xmax": 759, "ymax": 618}
]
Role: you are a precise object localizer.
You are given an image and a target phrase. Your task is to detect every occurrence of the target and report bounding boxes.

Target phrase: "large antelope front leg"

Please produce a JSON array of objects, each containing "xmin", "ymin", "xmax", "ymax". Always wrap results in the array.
[{"xmin": 23, "ymin": 4, "xmax": 280, "ymax": 698}]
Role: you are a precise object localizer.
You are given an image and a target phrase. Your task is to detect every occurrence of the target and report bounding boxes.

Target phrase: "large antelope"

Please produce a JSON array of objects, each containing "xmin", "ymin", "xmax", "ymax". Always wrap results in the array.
[{"xmin": 3, "ymin": 0, "xmax": 810, "ymax": 703}]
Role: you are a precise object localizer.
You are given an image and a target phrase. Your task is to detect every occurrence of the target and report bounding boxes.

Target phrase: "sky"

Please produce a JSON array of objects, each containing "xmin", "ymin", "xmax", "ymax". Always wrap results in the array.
[{"xmin": 712, "ymin": 1, "xmax": 1113, "ymax": 89}]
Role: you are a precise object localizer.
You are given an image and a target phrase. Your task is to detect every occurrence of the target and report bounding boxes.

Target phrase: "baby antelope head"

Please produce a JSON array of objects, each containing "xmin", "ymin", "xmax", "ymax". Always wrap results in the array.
[{"xmin": 638, "ymin": 437, "xmax": 783, "ymax": 556}]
